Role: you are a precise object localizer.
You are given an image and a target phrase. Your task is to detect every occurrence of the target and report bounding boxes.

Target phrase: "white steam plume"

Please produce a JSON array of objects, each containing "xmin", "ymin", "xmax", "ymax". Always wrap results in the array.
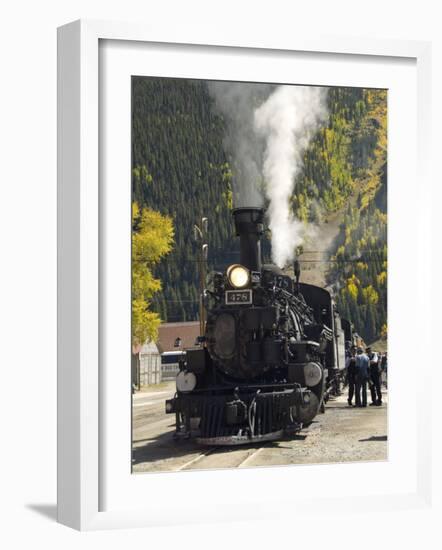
[
  {"xmin": 208, "ymin": 82, "xmax": 273, "ymax": 207},
  {"xmin": 208, "ymin": 82, "xmax": 328, "ymax": 267},
  {"xmin": 254, "ymin": 86, "xmax": 327, "ymax": 267}
]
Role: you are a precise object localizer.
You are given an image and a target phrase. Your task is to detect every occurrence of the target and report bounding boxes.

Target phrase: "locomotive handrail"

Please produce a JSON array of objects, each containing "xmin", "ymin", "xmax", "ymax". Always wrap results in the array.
[{"xmin": 276, "ymin": 287, "xmax": 315, "ymax": 324}]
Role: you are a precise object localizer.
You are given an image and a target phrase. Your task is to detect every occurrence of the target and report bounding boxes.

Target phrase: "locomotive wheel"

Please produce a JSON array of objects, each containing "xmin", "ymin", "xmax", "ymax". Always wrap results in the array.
[{"xmin": 297, "ymin": 392, "xmax": 320, "ymax": 424}]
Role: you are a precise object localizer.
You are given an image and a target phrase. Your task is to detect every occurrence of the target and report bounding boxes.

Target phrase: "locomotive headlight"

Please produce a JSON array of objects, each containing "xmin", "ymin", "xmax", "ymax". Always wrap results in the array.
[{"xmin": 226, "ymin": 264, "xmax": 250, "ymax": 289}]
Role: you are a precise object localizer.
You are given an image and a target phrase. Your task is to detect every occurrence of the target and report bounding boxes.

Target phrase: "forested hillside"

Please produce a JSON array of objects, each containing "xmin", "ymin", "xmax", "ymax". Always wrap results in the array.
[
  {"xmin": 132, "ymin": 78, "xmax": 235, "ymax": 322},
  {"xmin": 295, "ymin": 88, "xmax": 388, "ymax": 343},
  {"xmin": 132, "ymin": 78, "xmax": 387, "ymax": 343}
]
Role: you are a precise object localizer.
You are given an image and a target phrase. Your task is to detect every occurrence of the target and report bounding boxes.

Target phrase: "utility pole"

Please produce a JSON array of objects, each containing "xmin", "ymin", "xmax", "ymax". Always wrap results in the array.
[{"xmin": 194, "ymin": 217, "xmax": 208, "ymax": 337}]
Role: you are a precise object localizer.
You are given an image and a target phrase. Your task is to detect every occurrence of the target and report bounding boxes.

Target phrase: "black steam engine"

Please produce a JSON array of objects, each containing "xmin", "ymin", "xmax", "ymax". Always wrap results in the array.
[{"xmin": 166, "ymin": 207, "xmax": 349, "ymax": 445}]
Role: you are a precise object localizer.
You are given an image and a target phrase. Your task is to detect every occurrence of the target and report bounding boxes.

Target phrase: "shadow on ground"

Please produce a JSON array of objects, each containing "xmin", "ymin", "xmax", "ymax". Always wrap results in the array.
[
  {"xmin": 359, "ymin": 435, "xmax": 387, "ymax": 442},
  {"xmin": 26, "ymin": 504, "xmax": 57, "ymax": 522},
  {"xmin": 132, "ymin": 430, "xmax": 200, "ymax": 465}
]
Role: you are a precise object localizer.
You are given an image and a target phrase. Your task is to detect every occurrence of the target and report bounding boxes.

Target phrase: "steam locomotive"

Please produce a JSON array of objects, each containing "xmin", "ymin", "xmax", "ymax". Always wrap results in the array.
[{"xmin": 165, "ymin": 207, "xmax": 352, "ymax": 445}]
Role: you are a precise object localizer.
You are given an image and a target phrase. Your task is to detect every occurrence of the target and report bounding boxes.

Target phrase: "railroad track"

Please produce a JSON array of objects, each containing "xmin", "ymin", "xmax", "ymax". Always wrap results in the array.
[
  {"xmin": 176, "ymin": 444, "xmax": 269, "ymax": 471},
  {"xmin": 176, "ymin": 448, "xmax": 216, "ymax": 471}
]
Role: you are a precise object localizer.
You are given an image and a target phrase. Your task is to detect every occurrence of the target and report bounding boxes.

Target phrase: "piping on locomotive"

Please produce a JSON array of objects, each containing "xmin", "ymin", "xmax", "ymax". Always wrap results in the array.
[{"xmin": 165, "ymin": 207, "xmax": 353, "ymax": 445}]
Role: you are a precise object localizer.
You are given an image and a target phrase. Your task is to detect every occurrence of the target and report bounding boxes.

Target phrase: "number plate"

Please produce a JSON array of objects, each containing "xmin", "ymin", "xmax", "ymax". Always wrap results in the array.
[{"xmin": 225, "ymin": 289, "xmax": 252, "ymax": 305}]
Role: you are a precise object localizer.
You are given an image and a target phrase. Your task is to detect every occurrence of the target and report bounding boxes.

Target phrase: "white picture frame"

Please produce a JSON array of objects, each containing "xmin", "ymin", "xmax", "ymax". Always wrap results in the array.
[{"xmin": 57, "ymin": 19, "xmax": 433, "ymax": 531}]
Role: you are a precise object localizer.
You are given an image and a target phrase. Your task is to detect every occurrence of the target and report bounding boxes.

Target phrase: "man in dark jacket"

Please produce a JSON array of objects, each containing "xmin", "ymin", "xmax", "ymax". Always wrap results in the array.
[
  {"xmin": 367, "ymin": 347, "xmax": 382, "ymax": 406},
  {"xmin": 355, "ymin": 347, "xmax": 369, "ymax": 407}
]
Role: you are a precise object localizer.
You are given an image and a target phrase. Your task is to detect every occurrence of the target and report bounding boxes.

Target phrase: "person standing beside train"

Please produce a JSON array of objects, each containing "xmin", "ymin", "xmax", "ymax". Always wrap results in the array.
[
  {"xmin": 345, "ymin": 346, "xmax": 357, "ymax": 407},
  {"xmin": 381, "ymin": 352, "xmax": 388, "ymax": 388},
  {"xmin": 367, "ymin": 347, "xmax": 382, "ymax": 406},
  {"xmin": 355, "ymin": 347, "xmax": 369, "ymax": 407}
]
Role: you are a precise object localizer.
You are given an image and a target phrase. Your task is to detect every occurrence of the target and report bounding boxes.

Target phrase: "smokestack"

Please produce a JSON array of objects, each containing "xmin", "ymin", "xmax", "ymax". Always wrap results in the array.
[{"xmin": 232, "ymin": 207, "xmax": 264, "ymax": 272}]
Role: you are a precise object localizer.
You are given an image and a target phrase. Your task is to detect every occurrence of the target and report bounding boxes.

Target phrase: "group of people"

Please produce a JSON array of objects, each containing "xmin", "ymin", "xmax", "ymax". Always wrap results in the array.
[{"xmin": 345, "ymin": 346, "xmax": 387, "ymax": 408}]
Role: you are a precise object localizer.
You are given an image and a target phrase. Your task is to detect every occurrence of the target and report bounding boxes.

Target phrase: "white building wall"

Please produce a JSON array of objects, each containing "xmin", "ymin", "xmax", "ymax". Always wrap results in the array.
[{"xmin": 139, "ymin": 341, "xmax": 161, "ymax": 386}]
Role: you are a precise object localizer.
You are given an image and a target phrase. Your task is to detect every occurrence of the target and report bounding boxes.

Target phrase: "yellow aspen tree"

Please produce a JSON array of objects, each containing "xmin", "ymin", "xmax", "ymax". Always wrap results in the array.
[{"xmin": 132, "ymin": 202, "xmax": 174, "ymax": 346}]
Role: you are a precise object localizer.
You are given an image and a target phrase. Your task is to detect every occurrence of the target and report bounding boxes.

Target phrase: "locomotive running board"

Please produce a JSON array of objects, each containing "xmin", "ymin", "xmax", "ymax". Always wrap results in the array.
[{"xmin": 196, "ymin": 429, "xmax": 284, "ymax": 446}]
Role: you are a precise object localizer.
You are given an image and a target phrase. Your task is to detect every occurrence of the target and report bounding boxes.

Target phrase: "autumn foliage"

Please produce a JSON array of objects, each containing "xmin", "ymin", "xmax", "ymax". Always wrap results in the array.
[{"xmin": 132, "ymin": 202, "xmax": 174, "ymax": 346}]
